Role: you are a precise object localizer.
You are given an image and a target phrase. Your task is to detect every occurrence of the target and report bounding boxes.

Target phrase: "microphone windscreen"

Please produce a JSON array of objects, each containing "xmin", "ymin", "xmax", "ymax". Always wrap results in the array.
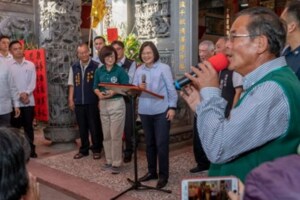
[
  {"xmin": 207, "ymin": 53, "xmax": 229, "ymax": 72},
  {"xmin": 141, "ymin": 74, "xmax": 146, "ymax": 83}
]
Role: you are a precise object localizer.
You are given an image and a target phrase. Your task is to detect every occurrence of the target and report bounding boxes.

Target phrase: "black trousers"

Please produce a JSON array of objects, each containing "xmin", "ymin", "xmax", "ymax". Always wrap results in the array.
[
  {"xmin": 0, "ymin": 113, "xmax": 11, "ymax": 127},
  {"xmin": 10, "ymin": 108, "xmax": 22, "ymax": 128},
  {"xmin": 11, "ymin": 106, "xmax": 35, "ymax": 153},
  {"xmin": 193, "ymin": 116, "xmax": 210, "ymax": 167},
  {"xmin": 140, "ymin": 110, "xmax": 170, "ymax": 180},
  {"xmin": 123, "ymin": 97, "xmax": 134, "ymax": 156},
  {"xmin": 75, "ymin": 104, "xmax": 103, "ymax": 154}
]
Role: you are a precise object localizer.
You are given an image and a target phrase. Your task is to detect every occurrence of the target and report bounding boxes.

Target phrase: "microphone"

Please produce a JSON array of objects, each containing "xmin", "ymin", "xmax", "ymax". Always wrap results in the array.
[
  {"xmin": 141, "ymin": 74, "xmax": 146, "ymax": 83},
  {"xmin": 174, "ymin": 53, "xmax": 229, "ymax": 90}
]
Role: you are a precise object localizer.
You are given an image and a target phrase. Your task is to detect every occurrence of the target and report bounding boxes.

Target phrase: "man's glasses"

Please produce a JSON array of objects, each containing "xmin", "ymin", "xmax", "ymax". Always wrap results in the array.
[{"xmin": 227, "ymin": 34, "xmax": 258, "ymax": 42}]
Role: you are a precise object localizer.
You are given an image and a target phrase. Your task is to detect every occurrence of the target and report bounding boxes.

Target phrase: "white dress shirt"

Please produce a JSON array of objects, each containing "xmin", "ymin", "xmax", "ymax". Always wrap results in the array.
[
  {"xmin": 0, "ymin": 52, "xmax": 13, "ymax": 63},
  {"xmin": 0, "ymin": 60, "xmax": 19, "ymax": 115},
  {"xmin": 117, "ymin": 56, "xmax": 136, "ymax": 84},
  {"xmin": 9, "ymin": 58, "xmax": 36, "ymax": 107}
]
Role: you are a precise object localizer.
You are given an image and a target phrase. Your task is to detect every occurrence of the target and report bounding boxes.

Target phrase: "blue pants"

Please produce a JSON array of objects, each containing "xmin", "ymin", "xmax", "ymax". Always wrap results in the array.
[{"xmin": 140, "ymin": 110, "xmax": 170, "ymax": 180}]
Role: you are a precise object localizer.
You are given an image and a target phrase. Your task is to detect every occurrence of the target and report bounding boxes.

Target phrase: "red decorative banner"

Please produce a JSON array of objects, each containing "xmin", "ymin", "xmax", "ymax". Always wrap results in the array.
[
  {"xmin": 81, "ymin": 4, "xmax": 91, "ymax": 29},
  {"xmin": 24, "ymin": 49, "xmax": 49, "ymax": 121},
  {"xmin": 107, "ymin": 28, "xmax": 118, "ymax": 43},
  {"xmin": 19, "ymin": 40, "xmax": 25, "ymax": 48}
]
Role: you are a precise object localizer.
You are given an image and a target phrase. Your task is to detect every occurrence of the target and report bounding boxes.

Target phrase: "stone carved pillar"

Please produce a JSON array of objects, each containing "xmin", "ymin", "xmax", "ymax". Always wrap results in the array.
[{"xmin": 38, "ymin": 0, "xmax": 81, "ymax": 143}]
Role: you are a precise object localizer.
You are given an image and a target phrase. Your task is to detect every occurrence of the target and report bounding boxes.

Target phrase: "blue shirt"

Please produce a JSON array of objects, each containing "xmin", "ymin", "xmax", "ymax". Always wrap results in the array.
[
  {"xmin": 133, "ymin": 61, "xmax": 178, "ymax": 115},
  {"xmin": 282, "ymin": 45, "xmax": 300, "ymax": 80},
  {"xmin": 196, "ymin": 57, "xmax": 290, "ymax": 163}
]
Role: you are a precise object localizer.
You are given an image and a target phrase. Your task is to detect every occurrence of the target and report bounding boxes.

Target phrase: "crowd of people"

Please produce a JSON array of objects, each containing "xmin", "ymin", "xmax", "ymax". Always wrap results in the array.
[
  {"xmin": 0, "ymin": 37, "xmax": 37, "ymax": 158},
  {"xmin": 1, "ymin": 0, "xmax": 300, "ymax": 198}
]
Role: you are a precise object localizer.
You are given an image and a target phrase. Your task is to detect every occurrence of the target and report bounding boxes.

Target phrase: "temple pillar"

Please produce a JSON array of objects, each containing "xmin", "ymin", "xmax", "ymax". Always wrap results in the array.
[{"xmin": 38, "ymin": 0, "xmax": 81, "ymax": 144}]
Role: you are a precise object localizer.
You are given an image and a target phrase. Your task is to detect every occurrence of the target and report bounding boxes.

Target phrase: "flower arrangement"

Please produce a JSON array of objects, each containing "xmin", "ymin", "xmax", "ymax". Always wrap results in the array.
[
  {"xmin": 101, "ymin": 33, "xmax": 141, "ymax": 63},
  {"xmin": 123, "ymin": 34, "xmax": 141, "ymax": 64}
]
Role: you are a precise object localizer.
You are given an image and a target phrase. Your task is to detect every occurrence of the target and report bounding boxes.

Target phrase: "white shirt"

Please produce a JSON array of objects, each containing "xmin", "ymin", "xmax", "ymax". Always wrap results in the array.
[
  {"xmin": 117, "ymin": 57, "xmax": 136, "ymax": 84},
  {"xmin": 0, "ymin": 60, "xmax": 19, "ymax": 115},
  {"xmin": 68, "ymin": 59, "xmax": 91, "ymax": 86},
  {"xmin": 0, "ymin": 52, "xmax": 13, "ymax": 63},
  {"xmin": 9, "ymin": 58, "xmax": 36, "ymax": 107},
  {"xmin": 232, "ymin": 71, "xmax": 243, "ymax": 88}
]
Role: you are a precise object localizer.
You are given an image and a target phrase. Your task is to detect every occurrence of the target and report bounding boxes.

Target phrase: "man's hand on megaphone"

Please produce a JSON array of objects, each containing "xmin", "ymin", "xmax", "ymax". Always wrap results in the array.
[
  {"xmin": 180, "ymin": 85, "xmax": 200, "ymax": 113},
  {"xmin": 186, "ymin": 61, "xmax": 220, "ymax": 90}
]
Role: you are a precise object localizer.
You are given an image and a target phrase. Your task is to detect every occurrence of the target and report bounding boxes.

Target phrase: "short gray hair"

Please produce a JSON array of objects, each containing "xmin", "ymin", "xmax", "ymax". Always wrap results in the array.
[
  {"xmin": 199, "ymin": 40, "xmax": 215, "ymax": 52},
  {"xmin": 237, "ymin": 7, "xmax": 286, "ymax": 57}
]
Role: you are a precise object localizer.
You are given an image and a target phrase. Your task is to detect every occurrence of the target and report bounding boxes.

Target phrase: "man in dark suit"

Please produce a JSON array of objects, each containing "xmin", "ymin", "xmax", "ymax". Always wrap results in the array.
[{"xmin": 68, "ymin": 43, "xmax": 103, "ymax": 159}]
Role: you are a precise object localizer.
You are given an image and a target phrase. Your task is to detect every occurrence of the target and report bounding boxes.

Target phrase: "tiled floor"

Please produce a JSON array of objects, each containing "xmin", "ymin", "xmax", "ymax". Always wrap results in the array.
[{"xmin": 28, "ymin": 127, "xmax": 206, "ymax": 200}]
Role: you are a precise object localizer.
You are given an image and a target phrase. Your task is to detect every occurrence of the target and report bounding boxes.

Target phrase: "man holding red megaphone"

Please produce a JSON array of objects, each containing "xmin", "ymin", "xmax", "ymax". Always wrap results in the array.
[{"xmin": 181, "ymin": 7, "xmax": 300, "ymax": 182}]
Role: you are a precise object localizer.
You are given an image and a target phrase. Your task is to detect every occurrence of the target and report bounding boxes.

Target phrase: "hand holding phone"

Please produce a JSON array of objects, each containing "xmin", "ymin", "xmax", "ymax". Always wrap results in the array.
[
  {"xmin": 181, "ymin": 176, "xmax": 238, "ymax": 200},
  {"xmin": 102, "ymin": 90, "xmax": 110, "ymax": 96}
]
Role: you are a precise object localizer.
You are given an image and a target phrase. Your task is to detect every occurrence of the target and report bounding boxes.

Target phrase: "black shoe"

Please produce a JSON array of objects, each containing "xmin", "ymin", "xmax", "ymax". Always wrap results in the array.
[
  {"xmin": 30, "ymin": 152, "xmax": 38, "ymax": 158},
  {"xmin": 156, "ymin": 178, "xmax": 168, "ymax": 189},
  {"xmin": 123, "ymin": 154, "xmax": 132, "ymax": 163},
  {"xmin": 189, "ymin": 165, "xmax": 209, "ymax": 173},
  {"xmin": 138, "ymin": 173, "xmax": 158, "ymax": 182},
  {"xmin": 73, "ymin": 152, "xmax": 88, "ymax": 159}
]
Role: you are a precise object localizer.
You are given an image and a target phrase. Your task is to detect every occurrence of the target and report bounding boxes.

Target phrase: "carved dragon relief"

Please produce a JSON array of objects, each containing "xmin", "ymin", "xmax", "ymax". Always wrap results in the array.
[
  {"xmin": 0, "ymin": 15, "xmax": 34, "ymax": 40},
  {"xmin": 135, "ymin": 0, "xmax": 171, "ymax": 39},
  {"xmin": 0, "ymin": 0, "xmax": 32, "ymax": 5}
]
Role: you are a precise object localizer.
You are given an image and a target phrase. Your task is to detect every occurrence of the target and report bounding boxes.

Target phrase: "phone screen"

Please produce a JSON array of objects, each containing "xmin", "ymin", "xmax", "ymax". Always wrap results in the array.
[{"xmin": 181, "ymin": 177, "xmax": 238, "ymax": 200}]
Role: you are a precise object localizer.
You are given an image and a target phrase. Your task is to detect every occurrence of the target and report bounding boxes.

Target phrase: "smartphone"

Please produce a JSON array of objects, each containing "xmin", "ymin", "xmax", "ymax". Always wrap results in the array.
[
  {"xmin": 181, "ymin": 176, "xmax": 238, "ymax": 200},
  {"xmin": 102, "ymin": 91, "xmax": 109, "ymax": 96}
]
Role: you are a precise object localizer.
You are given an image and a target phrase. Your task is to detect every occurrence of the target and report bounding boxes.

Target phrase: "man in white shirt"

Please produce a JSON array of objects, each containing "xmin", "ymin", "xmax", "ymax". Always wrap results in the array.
[
  {"xmin": 9, "ymin": 40, "xmax": 37, "ymax": 158},
  {"xmin": 0, "ymin": 60, "xmax": 20, "ymax": 126},
  {"xmin": 92, "ymin": 36, "xmax": 106, "ymax": 66},
  {"xmin": 0, "ymin": 35, "xmax": 13, "ymax": 62}
]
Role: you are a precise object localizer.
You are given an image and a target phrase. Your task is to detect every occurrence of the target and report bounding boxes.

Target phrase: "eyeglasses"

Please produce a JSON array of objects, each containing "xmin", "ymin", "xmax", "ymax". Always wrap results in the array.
[
  {"xmin": 227, "ymin": 34, "xmax": 258, "ymax": 42},
  {"xmin": 105, "ymin": 54, "xmax": 115, "ymax": 59}
]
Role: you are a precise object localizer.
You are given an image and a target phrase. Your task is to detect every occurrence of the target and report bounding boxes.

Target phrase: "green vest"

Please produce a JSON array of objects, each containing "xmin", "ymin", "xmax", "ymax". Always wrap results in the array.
[{"xmin": 209, "ymin": 66, "xmax": 300, "ymax": 182}]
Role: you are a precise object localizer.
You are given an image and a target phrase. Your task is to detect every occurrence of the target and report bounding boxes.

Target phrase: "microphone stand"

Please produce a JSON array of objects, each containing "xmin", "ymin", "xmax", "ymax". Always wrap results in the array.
[{"xmin": 99, "ymin": 84, "xmax": 172, "ymax": 200}]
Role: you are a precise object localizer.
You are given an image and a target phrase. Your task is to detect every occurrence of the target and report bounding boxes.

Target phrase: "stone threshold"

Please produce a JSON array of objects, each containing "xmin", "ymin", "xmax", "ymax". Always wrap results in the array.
[{"xmin": 27, "ymin": 160, "xmax": 140, "ymax": 200}]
